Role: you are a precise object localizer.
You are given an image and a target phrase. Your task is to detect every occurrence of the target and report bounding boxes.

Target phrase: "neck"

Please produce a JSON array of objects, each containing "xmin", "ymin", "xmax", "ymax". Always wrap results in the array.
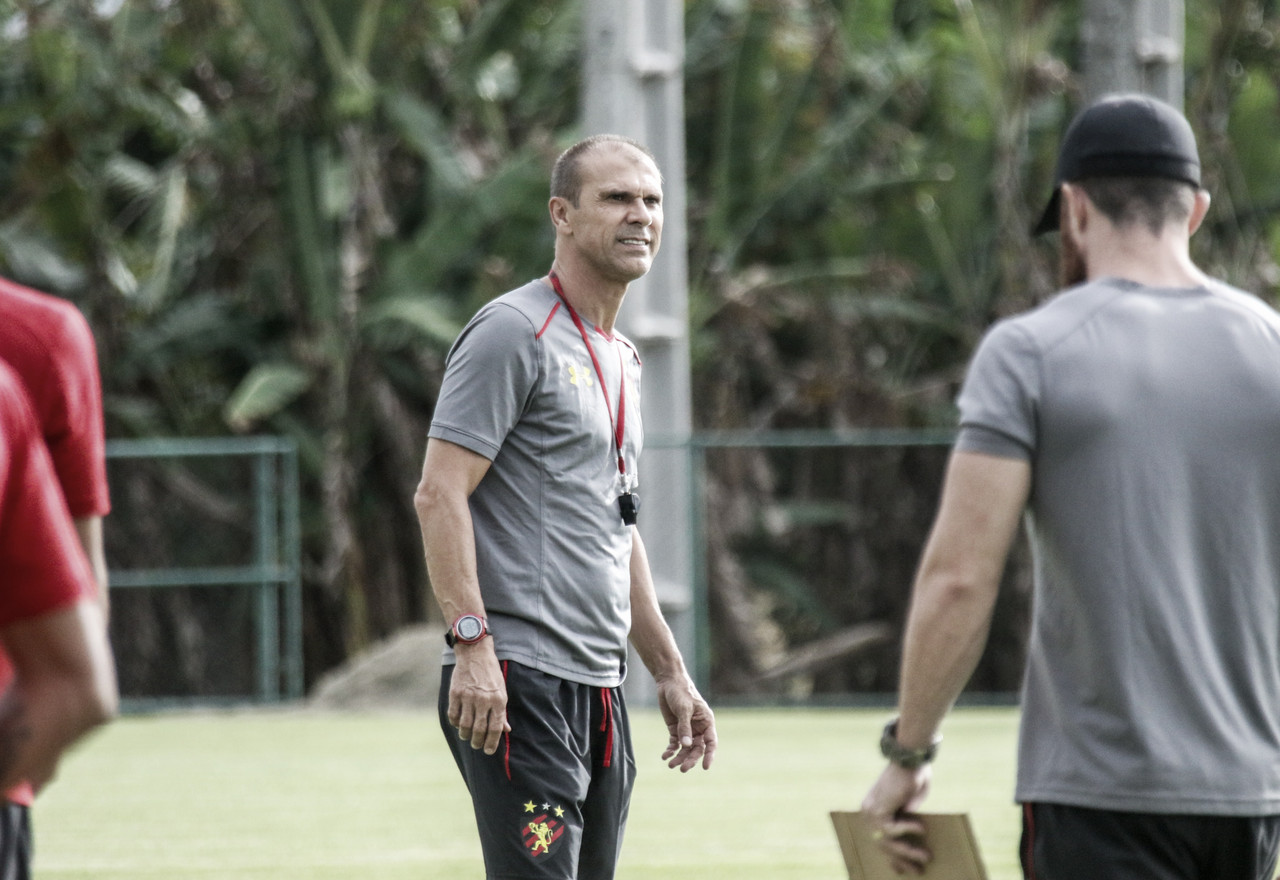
[
  {"xmin": 548, "ymin": 260, "xmax": 628, "ymax": 334},
  {"xmin": 1085, "ymin": 228, "xmax": 1208, "ymax": 290}
]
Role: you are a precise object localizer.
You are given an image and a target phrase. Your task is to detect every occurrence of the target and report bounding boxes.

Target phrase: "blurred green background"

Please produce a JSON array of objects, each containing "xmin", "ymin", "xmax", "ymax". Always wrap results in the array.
[{"xmin": 3, "ymin": 0, "xmax": 1278, "ymax": 702}]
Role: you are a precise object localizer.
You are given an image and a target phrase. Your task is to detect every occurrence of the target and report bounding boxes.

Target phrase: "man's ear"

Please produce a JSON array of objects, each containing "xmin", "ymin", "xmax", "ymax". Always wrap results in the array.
[
  {"xmin": 1060, "ymin": 183, "xmax": 1089, "ymax": 237},
  {"xmin": 548, "ymin": 196, "xmax": 571, "ymax": 233},
  {"xmin": 1187, "ymin": 189, "xmax": 1211, "ymax": 236}
]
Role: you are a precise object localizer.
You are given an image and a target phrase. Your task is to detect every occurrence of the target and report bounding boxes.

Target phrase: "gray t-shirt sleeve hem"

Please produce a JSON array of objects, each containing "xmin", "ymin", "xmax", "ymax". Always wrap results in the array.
[
  {"xmin": 427, "ymin": 423, "xmax": 501, "ymax": 460},
  {"xmin": 954, "ymin": 424, "xmax": 1033, "ymax": 460}
]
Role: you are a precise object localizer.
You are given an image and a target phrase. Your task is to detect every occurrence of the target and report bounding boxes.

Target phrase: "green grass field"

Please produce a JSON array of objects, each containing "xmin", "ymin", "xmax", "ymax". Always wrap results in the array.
[{"xmin": 33, "ymin": 706, "xmax": 1023, "ymax": 879}]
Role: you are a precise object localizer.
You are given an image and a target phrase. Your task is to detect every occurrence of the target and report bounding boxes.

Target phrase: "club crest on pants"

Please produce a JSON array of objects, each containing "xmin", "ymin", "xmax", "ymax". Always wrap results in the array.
[{"xmin": 521, "ymin": 799, "xmax": 566, "ymax": 857}]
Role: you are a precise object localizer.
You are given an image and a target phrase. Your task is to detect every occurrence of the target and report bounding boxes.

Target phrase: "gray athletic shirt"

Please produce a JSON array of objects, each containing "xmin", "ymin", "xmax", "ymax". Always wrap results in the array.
[
  {"xmin": 956, "ymin": 277, "xmax": 1280, "ymax": 815},
  {"xmin": 429, "ymin": 278, "xmax": 642, "ymax": 688}
]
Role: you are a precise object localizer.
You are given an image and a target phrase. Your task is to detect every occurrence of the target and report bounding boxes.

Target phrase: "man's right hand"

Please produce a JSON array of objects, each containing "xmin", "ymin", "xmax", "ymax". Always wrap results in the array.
[
  {"xmin": 861, "ymin": 762, "xmax": 933, "ymax": 875},
  {"xmin": 447, "ymin": 638, "xmax": 510, "ymax": 755}
]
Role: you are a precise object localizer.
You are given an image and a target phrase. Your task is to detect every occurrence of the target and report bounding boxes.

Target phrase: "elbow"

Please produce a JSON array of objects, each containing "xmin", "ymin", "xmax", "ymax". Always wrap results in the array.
[
  {"xmin": 77, "ymin": 650, "xmax": 119, "ymax": 734},
  {"xmin": 80, "ymin": 617, "xmax": 120, "ymax": 732},
  {"xmin": 52, "ymin": 661, "xmax": 117, "ymax": 748},
  {"xmin": 916, "ymin": 567, "xmax": 1000, "ymax": 614},
  {"xmin": 937, "ymin": 575, "xmax": 990, "ymax": 604},
  {"xmin": 89, "ymin": 676, "xmax": 119, "ymax": 729},
  {"xmin": 413, "ymin": 479, "xmax": 440, "ymax": 525},
  {"xmin": 71, "ymin": 691, "xmax": 116, "ymax": 742},
  {"xmin": 26, "ymin": 668, "xmax": 116, "ymax": 792},
  {"xmin": 415, "ymin": 472, "xmax": 467, "ymax": 528}
]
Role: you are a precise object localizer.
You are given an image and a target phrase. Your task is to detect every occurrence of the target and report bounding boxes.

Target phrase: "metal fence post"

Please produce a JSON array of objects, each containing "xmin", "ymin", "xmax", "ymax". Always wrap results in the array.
[
  {"xmin": 583, "ymin": 0, "xmax": 696, "ymax": 707},
  {"xmin": 282, "ymin": 444, "xmax": 303, "ymax": 699},
  {"xmin": 1082, "ymin": 0, "xmax": 1185, "ymax": 108},
  {"xmin": 105, "ymin": 436, "xmax": 302, "ymax": 709},
  {"xmin": 254, "ymin": 450, "xmax": 280, "ymax": 702}
]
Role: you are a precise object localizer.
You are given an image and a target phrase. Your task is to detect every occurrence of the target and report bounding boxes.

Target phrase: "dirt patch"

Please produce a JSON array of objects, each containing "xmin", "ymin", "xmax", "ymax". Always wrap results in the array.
[{"xmin": 309, "ymin": 624, "xmax": 443, "ymax": 710}]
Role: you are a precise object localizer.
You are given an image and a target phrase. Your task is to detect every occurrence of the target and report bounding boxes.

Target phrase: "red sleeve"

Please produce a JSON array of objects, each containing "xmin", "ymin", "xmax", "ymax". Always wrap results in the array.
[
  {"xmin": 0, "ymin": 367, "xmax": 92, "ymax": 627},
  {"xmin": 41, "ymin": 306, "xmax": 110, "ymax": 518}
]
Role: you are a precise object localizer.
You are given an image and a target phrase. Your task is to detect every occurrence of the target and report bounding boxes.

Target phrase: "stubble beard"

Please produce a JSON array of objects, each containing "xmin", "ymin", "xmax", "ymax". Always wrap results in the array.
[{"xmin": 598, "ymin": 244, "xmax": 655, "ymax": 286}]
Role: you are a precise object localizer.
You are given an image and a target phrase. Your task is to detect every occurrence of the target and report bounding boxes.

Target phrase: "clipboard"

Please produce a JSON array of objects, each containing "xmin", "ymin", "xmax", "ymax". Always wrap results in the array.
[{"xmin": 830, "ymin": 811, "xmax": 989, "ymax": 880}]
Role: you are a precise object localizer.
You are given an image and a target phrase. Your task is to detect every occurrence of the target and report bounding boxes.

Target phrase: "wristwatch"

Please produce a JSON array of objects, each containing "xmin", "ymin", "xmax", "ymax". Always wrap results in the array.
[
  {"xmin": 445, "ymin": 614, "xmax": 490, "ymax": 648},
  {"xmin": 879, "ymin": 719, "xmax": 940, "ymax": 769}
]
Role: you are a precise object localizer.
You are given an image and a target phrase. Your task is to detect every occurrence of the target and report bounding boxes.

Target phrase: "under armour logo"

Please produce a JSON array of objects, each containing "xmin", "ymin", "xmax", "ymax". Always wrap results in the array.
[{"xmin": 568, "ymin": 364, "xmax": 594, "ymax": 387}]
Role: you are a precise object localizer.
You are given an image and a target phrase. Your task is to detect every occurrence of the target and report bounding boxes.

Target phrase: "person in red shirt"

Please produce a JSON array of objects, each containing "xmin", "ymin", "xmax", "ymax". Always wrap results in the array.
[
  {"xmin": 0, "ymin": 277, "xmax": 109, "ymax": 599},
  {"xmin": 0, "ymin": 278, "xmax": 112, "ymax": 875},
  {"xmin": 0, "ymin": 359, "xmax": 115, "ymax": 810}
]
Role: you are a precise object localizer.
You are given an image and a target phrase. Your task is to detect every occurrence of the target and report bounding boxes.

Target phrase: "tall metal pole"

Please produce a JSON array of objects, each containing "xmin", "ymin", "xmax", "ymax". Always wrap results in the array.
[
  {"xmin": 581, "ymin": 0, "xmax": 698, "ymax": 704},
  {"xmin": 1082, "ymin": 0, "xmax": 1185, "ymax": 108}
]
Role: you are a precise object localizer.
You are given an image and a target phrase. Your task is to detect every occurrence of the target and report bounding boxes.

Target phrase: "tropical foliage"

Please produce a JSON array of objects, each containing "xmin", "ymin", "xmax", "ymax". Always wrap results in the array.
[{"xmin": 0, "ymin": 0, "xmax": 1277, "ymax": 695}]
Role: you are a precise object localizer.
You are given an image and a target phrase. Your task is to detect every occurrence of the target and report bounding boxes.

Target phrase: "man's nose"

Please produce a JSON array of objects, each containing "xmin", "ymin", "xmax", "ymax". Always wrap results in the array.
[{"xmin": 626, "ymin": 199, "xmax": 654, "ymax": 225}]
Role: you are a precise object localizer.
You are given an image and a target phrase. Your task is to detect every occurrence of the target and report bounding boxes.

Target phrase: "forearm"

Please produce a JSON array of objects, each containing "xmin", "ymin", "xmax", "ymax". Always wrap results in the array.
[
  {"xmin": 862, "ymin": 452, "xmax": 1027, "ymax": 868},
  {"xmin": 415, "ymin": 440, "xmax": 510, "ymax": 751},
  {"xmin": 0, "ymin": 602, "xmax": 117, "ymax": 791},
  {"xmin": 0, "ymin": 670, "xmax": 114, "ymax": 792},
  {"xmin": 420, "ymin": 510, "xmax": 482, "ymax": 617},
  {"xmin": 894, "ymin": 567, "xmax": 998, "ymax": 749},
  {"xmin": 73, "ymin": 516, "xmax": 109, "ymax": 615},
  {"xmin": 892, "ymin": 451, "xmax": 1028, "ymax": 750},
  {"xmin": 626, "ymin": 529, "xmax": 689, "ymax": 682},
  {"xmin": 414, "ymin": 470, "xmax": 483, "ymax": 621},
  {"xmin": 630, "ymin": 590, "xmax": 689, "ymax": 684}
]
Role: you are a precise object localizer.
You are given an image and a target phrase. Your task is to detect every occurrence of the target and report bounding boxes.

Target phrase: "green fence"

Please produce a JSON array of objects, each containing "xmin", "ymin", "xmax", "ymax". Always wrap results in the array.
[
  {"xmin": 101, "ymin": 429, "xmax": 987, "ymax": 708},
  {"xmin": 105, "ymin": 436, "xmax": 302, "ymax": 708},
  {"xmin": 642, "ymin": 428, "xmax": 958, "ymax": 697}
]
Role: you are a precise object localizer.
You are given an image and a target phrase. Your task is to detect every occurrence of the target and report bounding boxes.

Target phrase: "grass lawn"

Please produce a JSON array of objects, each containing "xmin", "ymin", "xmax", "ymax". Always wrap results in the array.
[{"xmin": 33, "ymin": 706, "xmax": 1022, "ymax": 879}]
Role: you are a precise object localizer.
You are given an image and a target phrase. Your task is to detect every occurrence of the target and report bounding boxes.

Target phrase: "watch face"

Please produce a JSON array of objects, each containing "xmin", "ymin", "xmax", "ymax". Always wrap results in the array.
[{"xmin": 456, "ymin": 616, "xmax": 484, "ymax": 642}]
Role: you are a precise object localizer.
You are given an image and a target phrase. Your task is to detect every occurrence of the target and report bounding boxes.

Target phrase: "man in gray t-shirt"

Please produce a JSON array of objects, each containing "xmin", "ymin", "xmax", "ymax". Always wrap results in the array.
[
  {"xmin": 415, "ymin": 134, "xmax": 715, "ymax": 879},
  {"xmin": 862, "ymin": 94, "xmax": 1280, "ymax": 880}
]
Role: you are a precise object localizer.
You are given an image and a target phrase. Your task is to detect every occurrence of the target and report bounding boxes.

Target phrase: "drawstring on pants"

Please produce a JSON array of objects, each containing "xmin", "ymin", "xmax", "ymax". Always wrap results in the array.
[
  {"xmin": 501, "ymin": 661, "xmax": 512, "ymax": 780},
  {"xmin": 599, "ymin": 687, "xmax": 614, "ymax": 768}
]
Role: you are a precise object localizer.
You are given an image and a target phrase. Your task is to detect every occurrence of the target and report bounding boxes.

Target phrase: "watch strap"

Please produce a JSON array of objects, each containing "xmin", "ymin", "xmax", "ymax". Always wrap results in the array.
[
  {"xmin": 879, "ymin": 719, "xmax": 940, "ymax": 769},
  {"xmin": 445, "ymin": 614, "xmax": 490, "ymax": 648}
]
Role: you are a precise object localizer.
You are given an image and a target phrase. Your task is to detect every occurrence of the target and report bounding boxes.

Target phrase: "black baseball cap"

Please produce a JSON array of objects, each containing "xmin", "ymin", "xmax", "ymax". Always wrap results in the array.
[{"xmin": 1033, "ymin": 92, "xmax": 1201, "ymax": 235}]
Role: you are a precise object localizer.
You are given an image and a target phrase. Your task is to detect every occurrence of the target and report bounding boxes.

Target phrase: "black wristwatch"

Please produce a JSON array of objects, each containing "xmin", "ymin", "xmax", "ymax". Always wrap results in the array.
[
  {"xmin": 879, "ymin": 719, "xmax": 940, "ymax": 769},
  {"xmin": 445, "ymin": 614, "xmax": 490, "ymax": 648}
]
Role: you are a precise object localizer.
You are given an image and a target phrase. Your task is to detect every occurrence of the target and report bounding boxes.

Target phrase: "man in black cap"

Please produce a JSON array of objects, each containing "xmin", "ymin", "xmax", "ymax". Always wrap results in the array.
[{"xmin": 861, "ymin": 92, "xmax": 1280, "ymax": 879}]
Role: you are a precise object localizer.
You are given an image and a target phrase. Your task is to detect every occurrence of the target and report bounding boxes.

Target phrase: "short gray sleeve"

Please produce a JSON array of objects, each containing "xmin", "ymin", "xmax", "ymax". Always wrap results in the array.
[
  {"xmin": 954, "ymin": 320, "xmax": 1039, "ymax": 461},
  {"xmin": 429, "ymin": 303, "xmax": 538, "ymax": 460}
]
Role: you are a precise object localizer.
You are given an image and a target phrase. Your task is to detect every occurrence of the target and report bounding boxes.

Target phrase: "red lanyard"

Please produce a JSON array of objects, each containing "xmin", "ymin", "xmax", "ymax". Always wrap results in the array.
[{"xmin": 548, "ymin": 272, "xmax": 628, "ymax": 479}]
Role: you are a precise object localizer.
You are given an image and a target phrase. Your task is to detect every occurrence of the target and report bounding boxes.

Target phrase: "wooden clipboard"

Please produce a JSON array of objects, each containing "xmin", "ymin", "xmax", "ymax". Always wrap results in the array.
[{"xmin": 830, "ymin": 811, "xmax": 989, "ymax": 880}]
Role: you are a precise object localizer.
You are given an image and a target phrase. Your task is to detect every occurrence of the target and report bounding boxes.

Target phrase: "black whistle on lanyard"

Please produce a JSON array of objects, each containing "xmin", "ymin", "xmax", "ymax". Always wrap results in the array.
[{"xmin": 618, "ymin": 492, "xmax": 640, "ymax": 526}]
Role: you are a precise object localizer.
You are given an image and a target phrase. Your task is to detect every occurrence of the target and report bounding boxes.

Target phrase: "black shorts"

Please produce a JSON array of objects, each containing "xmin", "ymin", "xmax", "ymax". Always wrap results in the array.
[
  {"xmin": 440, "ymin": 661, "xmax": 635, "ymax": 880},
  {"xmin": 0, "ymin": 803, "xmax": 31, "ymax": 880},
  {"xmin": 1021, "ymin": 802, "xmax": 1280, "ymax": 880}
]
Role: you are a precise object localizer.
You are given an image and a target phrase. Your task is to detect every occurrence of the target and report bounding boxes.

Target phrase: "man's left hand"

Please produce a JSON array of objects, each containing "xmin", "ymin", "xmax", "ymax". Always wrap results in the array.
[{"xmin": 655, "ymin": 676, "xmax": 716, "ymax": 772}]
